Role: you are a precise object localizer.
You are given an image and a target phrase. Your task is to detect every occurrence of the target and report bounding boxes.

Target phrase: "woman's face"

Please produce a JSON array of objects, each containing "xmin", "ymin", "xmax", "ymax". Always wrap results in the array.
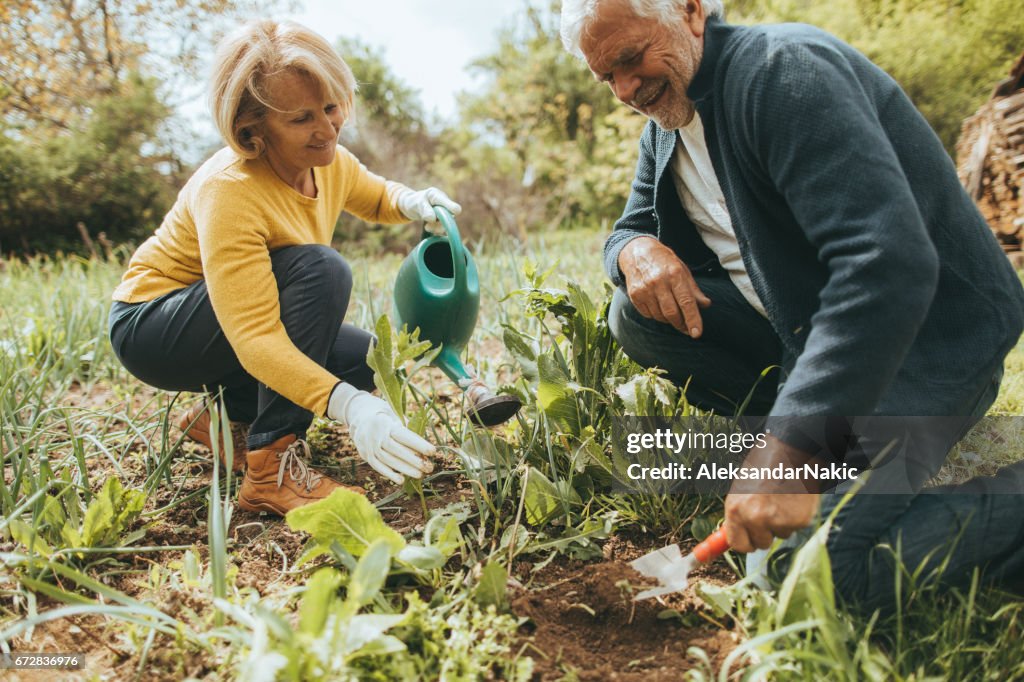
[{"xmin": 260, "ymin": 69, "xmax": 344, "ymax": 181}]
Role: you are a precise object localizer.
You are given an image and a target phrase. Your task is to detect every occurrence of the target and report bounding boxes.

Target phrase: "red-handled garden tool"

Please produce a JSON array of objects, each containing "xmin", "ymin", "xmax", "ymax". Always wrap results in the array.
[{"xmin": 629, "ymin": 528, "xmax": 730, "ymax": 600}]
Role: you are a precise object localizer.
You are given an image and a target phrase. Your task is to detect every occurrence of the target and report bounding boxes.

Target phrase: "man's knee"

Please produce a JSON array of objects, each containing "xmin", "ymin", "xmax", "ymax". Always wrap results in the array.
[
  {"xmin": 609, "ymin": 287, "xmax": 665, "ymax": 361},
  {"xmin": 607, "ymin": 287, "xmax": 630, "ymax": 345}
]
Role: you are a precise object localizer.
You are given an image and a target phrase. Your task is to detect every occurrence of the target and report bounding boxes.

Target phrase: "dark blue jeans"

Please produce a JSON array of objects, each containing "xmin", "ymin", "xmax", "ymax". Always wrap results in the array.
[
  {"xmin": 109, "ymin": 244, "xmax": 376, "ymax": 449},
  {"xmin": 609, "ymin": 271, "xmax": 1024, "ymax": 610},
  {"xmin": 608, "ymin": 271, "xmax": 784, "ymax": 416},
  {"xmin": 804, "ymin": 389, "xmax": 1024, "ymax": 611}
]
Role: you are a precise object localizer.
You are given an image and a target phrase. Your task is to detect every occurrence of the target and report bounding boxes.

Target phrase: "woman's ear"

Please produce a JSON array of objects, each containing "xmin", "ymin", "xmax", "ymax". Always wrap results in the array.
[{"xmin": 238, "ymin": 125, "xmax": 266, "ymax": 157}]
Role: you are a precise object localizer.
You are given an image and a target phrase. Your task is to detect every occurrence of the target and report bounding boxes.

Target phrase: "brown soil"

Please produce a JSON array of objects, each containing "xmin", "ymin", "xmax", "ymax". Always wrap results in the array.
[
  {"xmin": 6, "ymin": 369, "xmax": 738, "ymax": 680},
  {"xmin": 511, "ymin": 533, "xmax": 738, "ymax": 681},
  {"xmin": 0, "ymin": 613, "xmax": 217, "ymax": 682}
]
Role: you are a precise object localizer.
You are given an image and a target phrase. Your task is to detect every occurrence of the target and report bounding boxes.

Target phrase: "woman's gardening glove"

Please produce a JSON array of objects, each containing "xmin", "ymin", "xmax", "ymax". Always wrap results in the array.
[
  {"xmin": 327, "ymin": 382, "xmax": 435, "ymax": 484},
  {"xmin": 397, "ymin": 187, "xmax": 462, "ymax": 223}
]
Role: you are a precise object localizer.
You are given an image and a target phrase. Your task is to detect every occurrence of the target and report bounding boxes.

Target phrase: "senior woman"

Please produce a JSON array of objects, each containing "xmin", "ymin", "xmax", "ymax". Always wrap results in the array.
[{"xmin": 108, "ymin": 20, "xmax": 457, "ymax": 515}]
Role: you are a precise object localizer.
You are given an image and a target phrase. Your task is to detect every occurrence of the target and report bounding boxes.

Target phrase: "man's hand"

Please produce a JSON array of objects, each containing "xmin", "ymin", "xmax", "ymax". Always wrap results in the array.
[
  {"xmin": 618, "ymin": 237, "xmax": 711, "ymax": 338},
  {"xmin": 724, "ymin": 435, "xmax": 820, "ymax": 552}
]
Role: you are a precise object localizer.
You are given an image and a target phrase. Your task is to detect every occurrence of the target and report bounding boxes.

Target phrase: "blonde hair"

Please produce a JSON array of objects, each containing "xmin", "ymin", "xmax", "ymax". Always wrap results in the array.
[{"xmin": 209, "ymin": 19, "xmax": 357, "ymax": 158}]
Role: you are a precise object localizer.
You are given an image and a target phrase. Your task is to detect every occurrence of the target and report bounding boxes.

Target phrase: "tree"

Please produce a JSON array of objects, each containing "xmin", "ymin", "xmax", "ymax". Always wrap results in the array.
[
  {"xmin": 453, "ymin": 0, "xmax": 645, "ymax": 230},
  {"xmin": 330, "ymin": 36, "xmax": 440, "ymax": 251},
  {"xmin": 336, "ymin": 37, "xmax": 429, "ymax": 146},
  {"xmin": 0, "ymin": 0, "xmax": 287, "ymax": 253},
  {"xmin": 0, "ymin": 74, "xmax": 179, "ymax": 252},
  {"xmin": 0, "ymin": 0, "xmax": 284, "ymax": 132}
]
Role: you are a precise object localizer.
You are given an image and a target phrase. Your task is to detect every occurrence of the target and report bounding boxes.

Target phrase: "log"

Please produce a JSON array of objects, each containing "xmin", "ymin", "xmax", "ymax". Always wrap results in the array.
[{"xmin": 956, "ymin": 53, "xmax": 1024, "ymax": 259}]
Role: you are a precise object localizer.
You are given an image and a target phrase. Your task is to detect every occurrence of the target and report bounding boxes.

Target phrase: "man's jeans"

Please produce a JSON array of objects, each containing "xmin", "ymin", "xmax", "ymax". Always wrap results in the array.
[
  {"xmin": 609, "ymin": 269, "xmax": 1024, "ymax": 610},
  {"xmin": 608, "ymin": 269, "xmax": 783, "ymax": 416},
  {"xmin": 109, "ymin": 244, "xmax": 376, "ymax": 449}
]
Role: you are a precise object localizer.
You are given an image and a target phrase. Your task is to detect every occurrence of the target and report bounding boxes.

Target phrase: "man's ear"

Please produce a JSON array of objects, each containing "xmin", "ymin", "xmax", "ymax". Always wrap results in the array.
[{"xmin": 683, "ymin": 0, "xmax": 707, "ymax": 37}]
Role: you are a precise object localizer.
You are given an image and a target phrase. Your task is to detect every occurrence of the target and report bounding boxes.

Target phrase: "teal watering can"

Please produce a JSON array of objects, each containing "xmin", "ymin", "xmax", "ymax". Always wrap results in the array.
[{"xmin": 393, "ymin": 206, "xmax": 521, "ymax": 427}]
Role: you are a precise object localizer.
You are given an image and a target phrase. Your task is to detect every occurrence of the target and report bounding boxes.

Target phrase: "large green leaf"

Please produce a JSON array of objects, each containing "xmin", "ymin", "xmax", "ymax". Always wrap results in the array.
[
  {"xmin": 367, "ymin": 315, "xmax": 403, "ymax": 413},
  {"xmin": 502, "ymin": 325, "xmax": 538, "ymax": 383},
  {"xmin": 573, "ymin": 427, "xmax": 613, "ymax": 478},
  {"xmin": 523, "ymin": 469, "xmax": 560, "ymax": 527},
  {"xmin": 75, "ymin": 476, "xmax": 145, "ymax": 549},
  {"xmin": 614, "ymin": 371, "xmax": 678, "ymax": 416},
  {"xmin": 286, "ymin": 489, "xmax": 406, "ymax": 561},
  {"xmin": 425, "ymin": 513, "xmax": 465, "ymax": 559},
  {"xmin": 9, "ymin": 519, "xmax": 54, "ymax": 558},
  {"xmin": 564, "ymin": 281, "xmax": 597, "ymax": 353},
  {"xmin": 343, "ymin": 614, "xmax": 407, "ymax": 658},
  {"xmin": 396, "ymin": 545, "xmax": 446, "ymax": 571},
  {"xmin": 776, "ymin": 521, "xmax": 835, "ymax": 626},
  {"xmin": 566, "ymin": 282, "xmax": 596, "ymax": 326},
  {"xmin": 80, "ymin": 480, "xmax": 116, "ymax": 546},
  {"xmin": 60, "ymin": 522, "xmax": 83, "ymax": 549},
  {"xmin": 473, "ymin": 561, "xmax": 509, "ymax": 610},
  {"xmin": 347, "ymin": 539, "xmax": 393, "ymax": 607},
  {"xmin": 393, "ymin": 326, "xmax": 434, "ymax": 365},
  {"xmin": 299, "ymin": 568, "xmax": 343, "ymax": 636},
  {"xmin": 537, "ymin": 353, "xmax": 580, "ymax": 435},
  {"xmin": 40, "ymin": 494, "xmax": 65, "ymax": 530}
]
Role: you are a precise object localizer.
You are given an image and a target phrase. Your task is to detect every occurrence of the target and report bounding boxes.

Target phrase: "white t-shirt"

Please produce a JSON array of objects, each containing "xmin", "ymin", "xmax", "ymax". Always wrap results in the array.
[{"xmin": 668, "ymin": 114, "xmax": 768, "ymax": 318}]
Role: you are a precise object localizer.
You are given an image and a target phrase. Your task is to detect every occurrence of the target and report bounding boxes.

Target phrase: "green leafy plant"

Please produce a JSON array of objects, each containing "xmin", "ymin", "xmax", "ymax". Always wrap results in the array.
[
  {"xmin": 225, "ymin": 549, "xmax": 530, "ymax": 682},
  {"xmin": 501, "ymin": 264, "xmax": 716, "ymax": 538},
  {"xmin": 365, "ymin": 314, "xmax": 437, "ymax": 427},
  {"xmin": 286, "ymin": 488, "xmax": 458, "ymax": 578},
  {"xmin": 8, "ymin": 476, "xmax": 145, "ymax": 561}
]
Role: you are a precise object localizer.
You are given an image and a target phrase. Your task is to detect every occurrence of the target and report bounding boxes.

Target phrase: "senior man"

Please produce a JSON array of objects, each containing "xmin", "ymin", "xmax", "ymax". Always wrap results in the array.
[{"xmin": 561, "ymin": 0, "xmax": 1024, "ymax": 609}]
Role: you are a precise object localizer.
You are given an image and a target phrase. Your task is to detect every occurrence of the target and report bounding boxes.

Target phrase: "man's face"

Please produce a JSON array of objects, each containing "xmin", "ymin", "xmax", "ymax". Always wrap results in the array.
[{"xmin": 580, "ymin": 0, "xmax": 706, "ymax": 130}]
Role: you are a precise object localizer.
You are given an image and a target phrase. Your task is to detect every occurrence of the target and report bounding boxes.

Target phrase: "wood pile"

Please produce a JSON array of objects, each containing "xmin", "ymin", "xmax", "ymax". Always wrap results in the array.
[{"xmin": 956, "ymin": 52, "xmax": 1024, "ymax": 264}]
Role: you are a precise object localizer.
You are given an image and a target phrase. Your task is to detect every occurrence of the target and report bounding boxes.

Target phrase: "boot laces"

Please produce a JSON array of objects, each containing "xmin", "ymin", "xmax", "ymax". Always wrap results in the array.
[{"xmin": 275, "ymin": 439, "xmax": 324, "ymax": 492}]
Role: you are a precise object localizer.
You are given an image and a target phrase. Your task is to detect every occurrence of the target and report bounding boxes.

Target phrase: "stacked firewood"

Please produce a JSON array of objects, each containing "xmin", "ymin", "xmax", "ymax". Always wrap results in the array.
[{"xmin": 956, "ymin": 53, "xmax": 1024, "ymax": 262}]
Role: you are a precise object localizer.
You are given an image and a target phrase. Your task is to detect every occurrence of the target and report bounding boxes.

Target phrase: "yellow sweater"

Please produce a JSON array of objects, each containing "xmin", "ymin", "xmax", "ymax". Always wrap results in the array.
[{"xmin": 113, "ymin": 146, "xmax": 408, "ymax": 415}]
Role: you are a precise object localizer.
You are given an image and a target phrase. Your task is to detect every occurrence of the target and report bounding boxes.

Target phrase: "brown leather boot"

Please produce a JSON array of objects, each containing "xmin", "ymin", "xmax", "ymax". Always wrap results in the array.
[
  {"xmin": 238, "ymin": 435, "xmax": 364, "ymax": 515},
  {"xmin": 178, "ymin": 404, "xmax": 249, "ymax": 472}
]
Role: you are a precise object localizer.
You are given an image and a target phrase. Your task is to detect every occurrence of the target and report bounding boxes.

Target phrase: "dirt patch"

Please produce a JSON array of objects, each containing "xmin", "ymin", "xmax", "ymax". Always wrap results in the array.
[
  {"xmin": 510, "ymin": 531, "xmax": 738, "ymax": 681},
  {"xmin": 513, "ymin": 559, "xmax": 737, "ymax": 681}
]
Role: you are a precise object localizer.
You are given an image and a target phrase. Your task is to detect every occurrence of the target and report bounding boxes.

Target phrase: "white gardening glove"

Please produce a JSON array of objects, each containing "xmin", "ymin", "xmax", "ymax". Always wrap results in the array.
[
  {"xmin": 397, "ymin": 187, "xmax": 462, "ymax": 223},
  {"xmin": 327, "ymin": 383, "xmax": 435, "ymax": 484}
]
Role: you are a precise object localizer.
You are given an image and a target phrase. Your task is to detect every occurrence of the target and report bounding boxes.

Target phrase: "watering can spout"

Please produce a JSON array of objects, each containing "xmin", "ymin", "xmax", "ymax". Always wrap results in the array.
[{"xmin": 392, "ymin": 206, "xmax": 522, "ymax": 427}]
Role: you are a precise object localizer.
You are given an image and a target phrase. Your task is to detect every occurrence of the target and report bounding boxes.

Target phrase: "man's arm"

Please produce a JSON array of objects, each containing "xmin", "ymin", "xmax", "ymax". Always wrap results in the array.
[
  {"xmin": 603, "ymin": 121, "xmax": 662, "ymax": 287},
  {"xmin": 725, "ymin": 38, "xmax": 941, "ymax": 548},
  {"xmin": 743, "ymin": 38, "xmax": 940, "ymax": 431},
  {"xmin": 607, "ymin": 122, "xmax": 711, "ymax": 336}
]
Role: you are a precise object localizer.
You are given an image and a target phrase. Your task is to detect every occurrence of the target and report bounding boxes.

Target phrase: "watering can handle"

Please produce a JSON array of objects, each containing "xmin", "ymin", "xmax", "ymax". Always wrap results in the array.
[{"xmin": 425, "ymin": 206, "xmax": 467, "ymax": 297}]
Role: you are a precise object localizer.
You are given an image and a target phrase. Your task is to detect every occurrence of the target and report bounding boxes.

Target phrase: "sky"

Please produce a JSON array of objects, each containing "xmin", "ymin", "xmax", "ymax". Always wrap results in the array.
[
  {"xmin": 289, "ymin": 0, "xmax": 522, "ymax": 119},
  {"xmin": 179, "ymin": 0, "xmax": 524, "ymax": 154}
]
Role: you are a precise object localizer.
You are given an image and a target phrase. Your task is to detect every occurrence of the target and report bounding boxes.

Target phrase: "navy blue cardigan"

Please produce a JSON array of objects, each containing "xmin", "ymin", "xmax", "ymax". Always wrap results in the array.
[{"xmin": 606, "ymin": 18, "xmax": 1024, "ymax": 427}]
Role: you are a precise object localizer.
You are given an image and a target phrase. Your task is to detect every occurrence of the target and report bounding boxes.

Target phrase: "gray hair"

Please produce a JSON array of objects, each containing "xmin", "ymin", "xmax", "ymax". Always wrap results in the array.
[{"xmin": 560, "ymin": 0, "xmax": 725, "ymax": 58}]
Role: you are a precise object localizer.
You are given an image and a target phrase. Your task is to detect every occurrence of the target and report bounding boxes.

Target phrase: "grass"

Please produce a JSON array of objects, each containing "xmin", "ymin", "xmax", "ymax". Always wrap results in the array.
[{"xmin": 1, "ymin": 235, "xmax": 1023, "ymax": 680}]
